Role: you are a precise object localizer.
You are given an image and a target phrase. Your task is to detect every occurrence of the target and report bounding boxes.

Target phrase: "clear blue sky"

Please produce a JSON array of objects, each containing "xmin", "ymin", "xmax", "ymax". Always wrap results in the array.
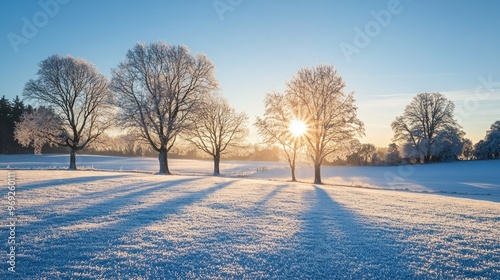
[{"xmin": 1, "ymin": 0, "xmax": 499, "ymax": 146}]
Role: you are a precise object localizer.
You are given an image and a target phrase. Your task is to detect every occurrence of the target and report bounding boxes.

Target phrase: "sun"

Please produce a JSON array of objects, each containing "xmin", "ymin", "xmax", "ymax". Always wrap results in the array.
[{"xmin": 289, "ymin": 119, "xmax": 307, "ymax": 137}]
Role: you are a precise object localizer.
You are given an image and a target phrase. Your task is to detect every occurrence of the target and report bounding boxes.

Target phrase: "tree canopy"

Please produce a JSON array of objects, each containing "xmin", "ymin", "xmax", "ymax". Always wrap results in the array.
[
  {"xmin": 19, "ymin": 55, "xmax": 114, "ymax": 169},
  {"xmin": 112, "ymin": 42, "xmax": 218, "ymax": 174},
  {"xmin": 391, "ymin": 92, "xmax": 462, "ymax": 163},
  {"xmin": 287, "ymin": 65, "xmax": 364, "ymax": 183},
  {"xmin": 185, "ymin": 93, "xmax": 248, "ymax": 175}
]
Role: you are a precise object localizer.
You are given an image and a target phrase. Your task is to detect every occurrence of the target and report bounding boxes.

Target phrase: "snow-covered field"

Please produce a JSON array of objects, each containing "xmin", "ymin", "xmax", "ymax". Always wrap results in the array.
[
  {"xmin": 2, "ymin": 154, "xmax": 500, "ymax": 202},
  {"xmin": 0, "ymin": 154, "xmax": 287, "ymax": 177},
  {"xmin": 0, "ymin": 155, "xmax": 499, "ymax": 278}
]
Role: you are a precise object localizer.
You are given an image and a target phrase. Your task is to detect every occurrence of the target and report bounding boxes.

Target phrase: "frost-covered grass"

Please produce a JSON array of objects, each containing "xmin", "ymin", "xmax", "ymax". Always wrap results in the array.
[
  {"xmin": 0, "ymin": 154, "xmax": 285, "ymax": 177},
  {"xmin": 0, "ymin": 170, "xmax": 499, "ymax": 279},
  {"xmin": 1, "ymin": 154, "xmax": 500, "ymax": 202}
]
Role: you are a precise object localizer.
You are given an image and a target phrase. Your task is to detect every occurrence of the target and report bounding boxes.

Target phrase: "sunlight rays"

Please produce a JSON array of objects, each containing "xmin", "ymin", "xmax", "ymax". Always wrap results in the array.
[{"xmin": 289, "ymin": 119, "xmax": 307, "ymax": 137}]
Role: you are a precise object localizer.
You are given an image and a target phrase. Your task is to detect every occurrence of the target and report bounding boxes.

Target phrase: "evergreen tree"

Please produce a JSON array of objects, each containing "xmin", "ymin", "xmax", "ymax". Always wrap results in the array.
[{"xmin": 0, "ymin": 96, "xmax": 12, "ymax": 153}]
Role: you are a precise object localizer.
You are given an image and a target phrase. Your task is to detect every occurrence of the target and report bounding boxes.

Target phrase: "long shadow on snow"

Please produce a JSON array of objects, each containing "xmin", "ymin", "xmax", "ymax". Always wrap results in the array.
[
  {"xmin": 279, "ymin": 185, "xmax": 421, "ymax": 279},
  {"xmin": 254, "ymin": 184, "xmax": 290, "ymax": 208},
  {"xmin": 19, "ymin": 179, "xmax": 170, "ymax": 215},
  {"xmin": 15, "ymin": 174, "xmax": 131, "ymax": 192},
  {"xmin": 114, "ymin": 182, "xmax": 421, "ymax": 279},
  {"xmin": 139, "ymin": 183, "xmax": 298, "ymax": 279},
  {"xmin": 19, "ymin": 177, "xmax": 203, "ymax": 229},
  {"xmin": 15, "ymin": 178, "xmax": 233, "ymax": 278}
]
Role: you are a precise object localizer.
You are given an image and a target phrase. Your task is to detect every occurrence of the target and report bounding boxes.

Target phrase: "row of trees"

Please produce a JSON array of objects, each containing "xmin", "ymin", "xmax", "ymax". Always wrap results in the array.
[
  {"xmin": 14, "ymin": 42, "xmax": 364, "ymax": 184},
  {"xmin": 10, "ymin": 40, "xmax": 499, "ymax": 184},
  {"xmin": 254, "ymin": 88, "xmax": 498, "ymax": 182},
  {"xmin": 391, "ymin": 93, "xmax": 500, "ymax": 164},
  {"xmin": 334, "ymin": 94, "xmax": 499, "ymax": 167},
  {"xmin": 14, "ymin": 42, "xmax": 249, "ymax": 176}
]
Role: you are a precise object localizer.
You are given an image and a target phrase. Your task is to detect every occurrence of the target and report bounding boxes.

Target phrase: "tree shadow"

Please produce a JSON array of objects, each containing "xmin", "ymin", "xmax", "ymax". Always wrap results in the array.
[
  {"xmin": 280, "ymin": 185, "xmax": 421, "ymax": 279},
  {"xmin": 20, "ymin": 177, "xmax": 204, "ymax": 229},
  {"xmin": 142, "ymin": 183, "xmax": 422, "ymax": 279},
  {"xmin": 254, "ymin": 184, "xmax": 289, "ymax": 209},
  {"xmin": 16, "ymin": 178, "xmax": 234, "ymax": 278},
  {"xmin": 9, "ymin": 180, "xmax": 432, "ymax": 279},
  {"xmin": 19, "ymin": 179, "xmax": 160, "ymax": 212},
  {"xmin": 16, "ymin": 174, "xmax": 131, "ymax": 192},
  {"xmin": 134, "ymin": 182, "xmax": 298, "ymax": 279}
]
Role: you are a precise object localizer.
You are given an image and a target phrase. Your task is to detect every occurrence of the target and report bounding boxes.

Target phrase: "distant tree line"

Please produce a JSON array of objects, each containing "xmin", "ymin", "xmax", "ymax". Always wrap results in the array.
[
  {"xmin": 473, "ymin": 121, "xmax": 500, "ymax": 160},
  {"xmin": 326, "ymin": 93, "xmax": 500, "ymax": 167}
]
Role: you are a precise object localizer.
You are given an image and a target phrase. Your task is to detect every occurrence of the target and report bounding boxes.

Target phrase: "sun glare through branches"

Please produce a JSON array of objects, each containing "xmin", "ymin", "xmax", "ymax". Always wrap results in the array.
[{"xmin": 289, "ymin": 119, "xmax": 307, "ymax": 137}]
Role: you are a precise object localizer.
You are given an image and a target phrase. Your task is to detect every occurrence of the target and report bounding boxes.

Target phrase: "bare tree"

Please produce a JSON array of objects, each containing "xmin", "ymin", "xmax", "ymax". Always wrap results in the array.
[
  {"xmin": 185, "ymin": 93, "xmax": 248, "ymax": 175},
  {"xmin": 255, "ymin": 92, "xmax": 304, "ymax": 182},
  {"xmin": 111, "ymin": 42, "xmax": 218, "ymax": 174},
  {"xmin": 22, "ymin": 55, "xmax": 113, "ymax": 169},
  {"xmin": 287, "ymin": 65, "xmax": 364, "ymax": 184},
  {"xmin": 391, "ymin": 92, "xmax": 459, "ymax": 163}
]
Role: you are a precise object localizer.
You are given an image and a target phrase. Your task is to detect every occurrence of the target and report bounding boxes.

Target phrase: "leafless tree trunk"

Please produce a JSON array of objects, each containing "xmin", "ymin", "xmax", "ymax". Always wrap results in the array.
[
  {"xmin": 290, "ymin": 139, "xmax": 298, "ymax": 182},
  {"xmin": 214, "ymin": 153, "xmax": 221, "ymax": 175},
  {"xmin": 158, "ymin": 148, "xmax": 170, "ymax": 174},
  {"xmin": 185, "ymin": 93, "xmax": 248, "ymax": 175},
  {"xmin": 255, "ymin": 92, "xmax": 304, "ymax": 182},
  {"xmin": 112, "ymin": 42, "xmax": 218, "ymax": 174},
  {"xmin": 22, "ymin": 55, "xmax": 113, "ymax": 170},
  {"xmin": 69, "ymin": 148, "xmax": 77, "ymax": 170},
  {"xmin": 313, "ymin": 162, "xmax": 321, "ymax": 184}
]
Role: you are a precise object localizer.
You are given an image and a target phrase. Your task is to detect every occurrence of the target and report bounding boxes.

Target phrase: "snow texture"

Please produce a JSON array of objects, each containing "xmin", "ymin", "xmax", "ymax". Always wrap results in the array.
[
  {"xmin": 0, "ymin": 161, "xmax": 499, "ymax": 278},
  {"xmin": 1, "ymin": 154, "xmax": 500, "ymax": 202}
]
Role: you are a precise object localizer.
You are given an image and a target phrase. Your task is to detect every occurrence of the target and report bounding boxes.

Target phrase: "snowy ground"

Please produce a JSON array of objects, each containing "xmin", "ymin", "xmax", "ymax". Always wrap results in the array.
[
  {"xmin": 0, "ymin": 169, "xmax": 498, "ymax": 279},
  {"xmin": 1, "ymin": 154, "xmax": 500, "ymax": 202},
  {"xmin": 0, "ymin": 154, "xmax": 286, "ymax": 177},
  {"xmin": 252, "ymin": 159, "xmax": 500, "ymax": 203}
]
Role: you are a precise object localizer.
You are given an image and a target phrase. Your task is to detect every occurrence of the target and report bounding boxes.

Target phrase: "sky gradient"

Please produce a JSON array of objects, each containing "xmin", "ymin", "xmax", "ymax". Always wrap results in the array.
[{"xmin": 1, "ymin": 0, "xmax": 499, "ymax": 147}]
